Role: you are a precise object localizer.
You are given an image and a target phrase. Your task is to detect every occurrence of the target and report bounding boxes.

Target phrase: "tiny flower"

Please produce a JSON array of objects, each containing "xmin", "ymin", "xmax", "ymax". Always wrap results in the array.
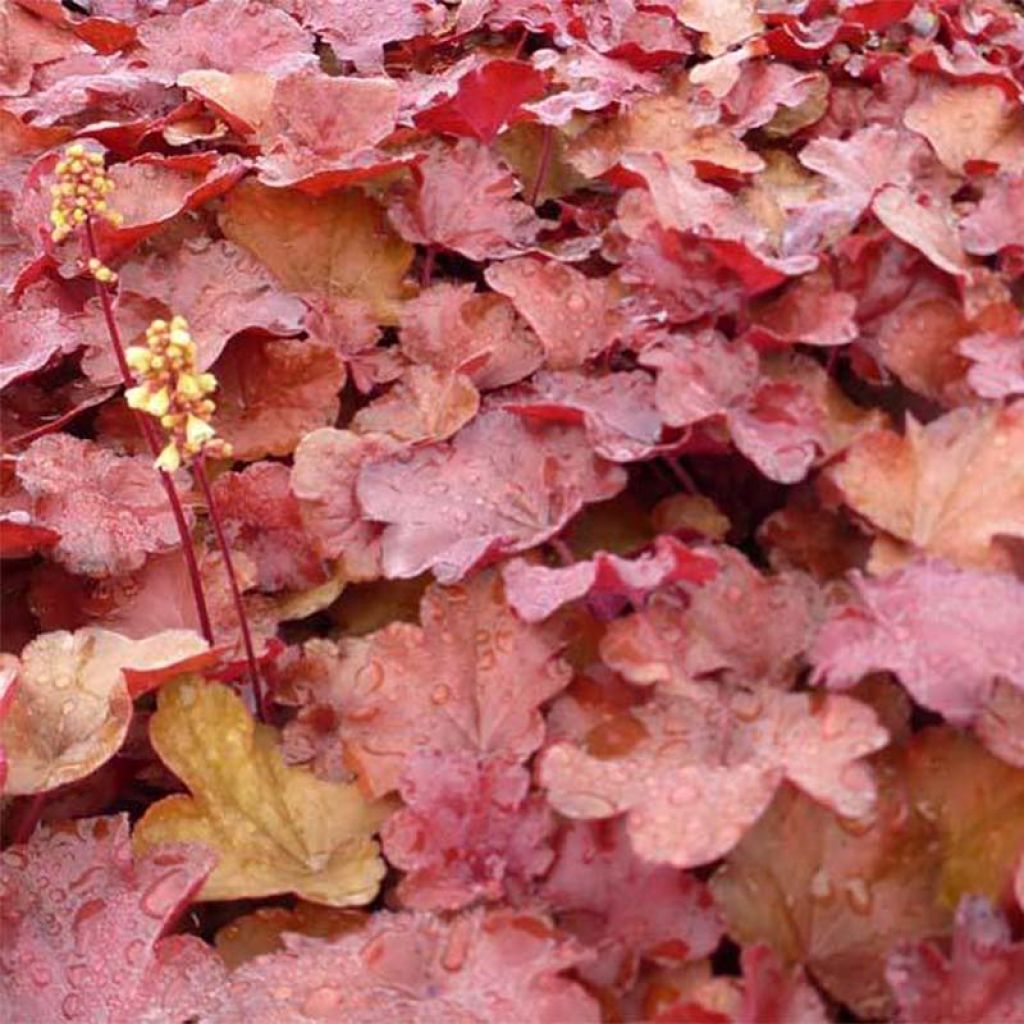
[
  {"xmin": 87, "ymin": 256, "xmax": 118, "ymax": 285},
  {"xmin": 155, "ymin": 442, "xmax": 182, "ymax": 473}
]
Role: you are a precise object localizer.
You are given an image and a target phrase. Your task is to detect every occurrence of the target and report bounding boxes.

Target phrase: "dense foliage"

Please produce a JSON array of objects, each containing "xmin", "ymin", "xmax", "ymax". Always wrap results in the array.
[{"xmin": 2, "ymin": 0, "xmax": 1024, "ymax": 1020}]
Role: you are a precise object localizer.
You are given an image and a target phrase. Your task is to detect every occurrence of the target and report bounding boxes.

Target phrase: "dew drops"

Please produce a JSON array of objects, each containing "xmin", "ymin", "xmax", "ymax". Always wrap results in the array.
[
  {"xmin": 61, "ymin": 994, "xmax": 83, "ymax": 1019},
  {"xmin": 566, "ymin": 291, "xmax": 587, "ymax": 313},
  {"xmin": 140, "ymin": 870, "xmax": 185, "ymax": 919},
  {"xmin": 441, "ymin": 916, "xmax": 472, "ymax": 972},
  {"xmin": 125, "ymin": 938, "xmax": 147, "ymax": 967},
  {"xmin": 810, "ymin": 868, "xmax": 833, "ymax": 902},
  {"xmin": 28, "ymin": 960, "xmax": 53, "ymax": 989},
  {"xmin": 844, "ymin": 876, "xmax": 872, "ymax": 915},
  {"xmin": 66, "ymin": 962, "xmax": 89, "ymax": 988},
  {"xmin": 730, "ymin": 688, "xmax": 763, "ymax": 722},
  {"xmin": 301, "ymin": 986, "xmax": 343, "ymax": 1018},
  {"xmin": 431, "ymin": 684, "xmax": 451, "ymax": 705},
  {"xmin": 71, "ymin": 898, "xmax": 105, "ymax": 946}
]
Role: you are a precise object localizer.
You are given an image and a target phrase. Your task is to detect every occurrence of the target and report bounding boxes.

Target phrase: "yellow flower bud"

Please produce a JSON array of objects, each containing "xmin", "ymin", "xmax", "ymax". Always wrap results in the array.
[
  {"xmin": 147, "ymin": 387, "xmax": 171, "ymax": 418},
  {"xmin": 155, "ymin": 442, "xmax": 182, "ymax": 473},
  {"xmin": 176, "ymin": 373, "xmax": 202, "ymax": 400},
  {"xmin": 125, "ymin": 385, "xmax": 149, "ymax": 410},
  {"xmin": 185, "ymin": 414, "xmax": 215, "ymax": 450},
  {"xmin": 124, "ymin": 346, "xmax": 151, "ymax": 372}
]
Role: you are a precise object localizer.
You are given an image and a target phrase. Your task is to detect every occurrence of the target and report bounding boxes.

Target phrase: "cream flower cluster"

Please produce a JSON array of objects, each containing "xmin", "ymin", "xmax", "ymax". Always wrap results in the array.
[
  {"xmin": 125, "ymin": 316, "xmax": 232, "ymax": 471},
  {"xmin": 48, "ymin": 143, "xmax": 121, "ymax": 244}
]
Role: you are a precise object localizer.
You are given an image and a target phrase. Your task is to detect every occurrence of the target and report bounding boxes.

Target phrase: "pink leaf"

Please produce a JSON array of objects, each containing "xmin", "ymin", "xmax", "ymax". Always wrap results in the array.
[
  {"xmin": 502, "ymin": 369, "xmax": 664, "ymax": 461},
  {"xmin": 0, "ymin": 815, "xmax": 215, "ymax": 1023},
  {"xmin": 542, "ymin": 818, "xmax": 723, "ymax": 990},
  {"xmin": 960, "ymin": 173, "xmax": 1024, "ymax": 255},
  {"xmin": 290, "ymin": 427, "xmax": 400, "ymax": 579},
  {"xmin": 887, "ymin": 898, "xmax": 1024, "ymax": 1023},
  {"xmin": 502, "ymin": 537, "xmax": 717, "ymax": 623},
  {"xmin": 382, "ymin": 751, "xmax": 554, "ymax": 910},
  {"xmin": 204, "ymin": 908, "xmax": 599, "ymax": 1023},
  {"xmin": 16, "ymin": 435, "xmax": 182, "ymax": 577},
  {"xmin": 211, "ymin": 461, "xmax": 328, "ymax": 592},
  {"xmin": 293, "ymin": 0, "xmax": 445, "ymax": 72},
  {"xmin": 398, "ymin": 282, "xmax": 542, "ymax": 390},
  {"xmin": 255, "ymin": 67, "xmax": 406, "ymax": 192},
  {"xmin": 104, "ymin": 237, "xmax": 306, "ymax": 377},
  {"xmin": 136, "ymin": 0, "xmax": 314, "ymax": 82},
  {"xmin": 356, "ymin": 410, "xmax": 626, "ymax": 583},
  {"xmin": 541, "ymin": 684, "xmax": 887, "ymax": 867},
  {"xmin": 640, "ymin": 332, "xmax": 826, "ymax": 482},
  {"xmin": 811, "ymin": 560, "xmax": 1024, "ymax": 725},
  {"xmin": 485, "ymin": 258, "xmax": 623, "ymax": 369}
]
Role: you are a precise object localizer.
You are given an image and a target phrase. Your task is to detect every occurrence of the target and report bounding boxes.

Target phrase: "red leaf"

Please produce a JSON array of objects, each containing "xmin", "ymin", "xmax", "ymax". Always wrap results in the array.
[
  {"xmin": 211, "ymin": 461, "xmax": 328, "ymax": 592},
  {"xmin": 503, "ymin": 369, "xmax": 665, "ymax": 461},
  {"xmin": 485, "ymin": 258, "xmax": 624, "ymax": 369},
  {"xmin": 284, "ymin": 571, "xmax": 571, "ymax": 797},
  {"xmin": 398, "ymin": 282, "xmax": 542, "ymax": 390},
  {"xmin": 16, "ymin": 435, "xmax": 183, "ymax": 577},
  {"xmin": 381, "ymin": 750, "xmax": 554, "ymax": 910},
  {"xmin": 415, "ymin": 59, "xmax": 547, "ymax": 143},
  {"xmin": 0, "ymin": 815, "xmax": 215, "ymax": 1023},
  {"xmin": 0, "ymin": 517, "xmax": 60, "ymax": 559},
  {"xmin": 387, "ymin": 140, "xmax": 545, "ymax": 260},
  {"xmin": 356, "ymin": 410, "xmax": 626, "ymax": 582}
]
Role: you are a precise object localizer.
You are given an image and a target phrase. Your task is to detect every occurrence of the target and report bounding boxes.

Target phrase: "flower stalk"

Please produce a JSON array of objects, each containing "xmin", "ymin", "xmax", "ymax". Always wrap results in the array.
[
  {"xmin": 124, "ymin": 315, "xmax": 267, "ymax": 720},
  {"xmin": 47, "ymin": 143, "xmax": 215, "ymax": 645}
]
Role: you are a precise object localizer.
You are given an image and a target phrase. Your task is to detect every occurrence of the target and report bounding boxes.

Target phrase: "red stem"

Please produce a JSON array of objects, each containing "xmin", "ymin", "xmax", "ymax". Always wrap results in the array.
[
  {"xmin": 194, "ymin": 455, "xmax": 267, "ymax": 721},
  {"xmin": 420, "ymin": 243, "xmax": 436, "ymax": 288},
  {"xmin": 664, "ymin": 456, "xmax": 698, "ymax": 495},
  {"xmin": 10, "ymin": 792, "xmax": 47, "ymax": 846},
  {"xmin": 528, "ymin": 124, "xmax": 554, "ymax": 208},
  {"xmin": 84, "ymin": 219, "xmax": 214, "ymax": 646}
]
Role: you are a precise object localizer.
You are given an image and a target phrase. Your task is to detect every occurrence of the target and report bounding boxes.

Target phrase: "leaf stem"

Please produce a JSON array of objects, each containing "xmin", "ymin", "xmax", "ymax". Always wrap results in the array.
[
  {"xmin": 528, "ymin": 124, "xmax": 554, "ymax": 208},
  {"xmin": 193, "ymin": 455, "xmax": 267, "ymax": 721},
  {"xmin": 84, "ymin": 218, "xmax": 214, "ymax": 646}
]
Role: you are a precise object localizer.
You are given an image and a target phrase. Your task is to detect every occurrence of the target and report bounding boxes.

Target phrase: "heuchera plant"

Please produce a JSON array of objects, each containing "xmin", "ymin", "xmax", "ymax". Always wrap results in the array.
[{"xmin": 2, "ymin": 1, "xmax": 1024, "ymax": 1021}]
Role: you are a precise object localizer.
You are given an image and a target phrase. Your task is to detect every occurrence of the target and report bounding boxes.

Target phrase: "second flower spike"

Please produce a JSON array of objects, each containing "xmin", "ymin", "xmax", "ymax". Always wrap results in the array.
[{"xmin": 125, "ymin": 316, "xmax": 232, "ymax": 471}]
